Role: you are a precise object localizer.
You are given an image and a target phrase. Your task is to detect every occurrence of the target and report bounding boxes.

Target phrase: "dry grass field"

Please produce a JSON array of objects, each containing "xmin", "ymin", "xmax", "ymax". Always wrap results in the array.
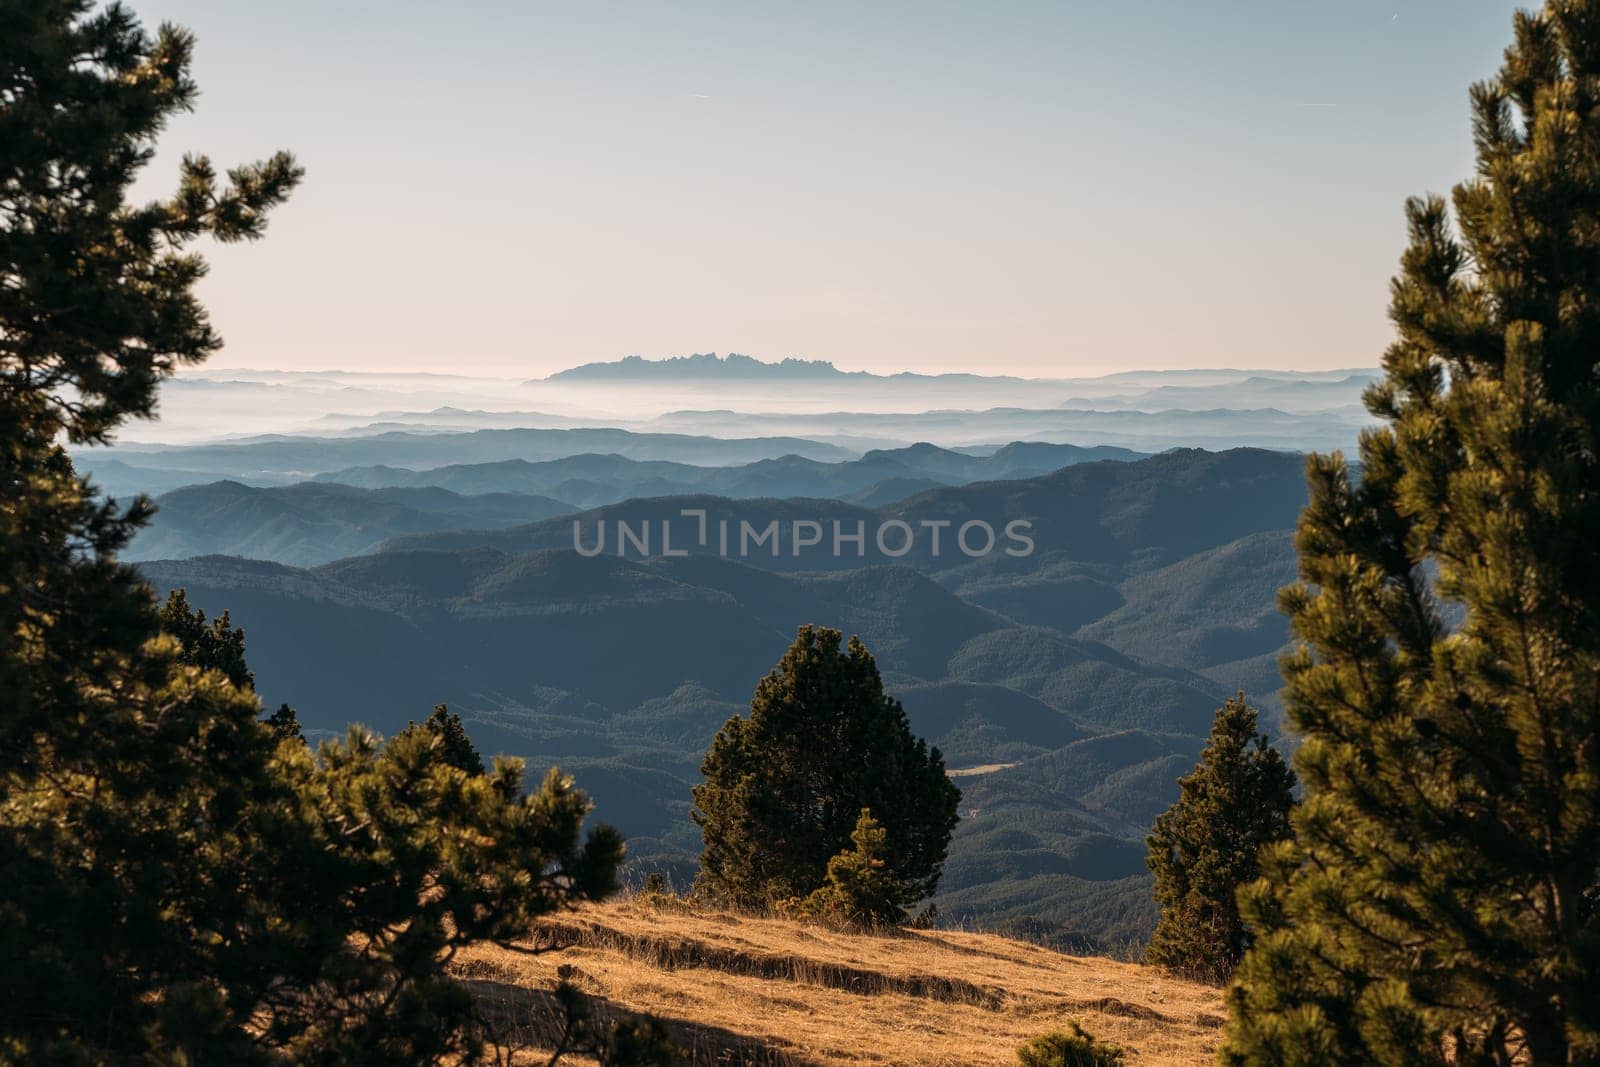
[{"xmin": 454, "ymin": 898, "xmax": 1224, "ymax": 1066}]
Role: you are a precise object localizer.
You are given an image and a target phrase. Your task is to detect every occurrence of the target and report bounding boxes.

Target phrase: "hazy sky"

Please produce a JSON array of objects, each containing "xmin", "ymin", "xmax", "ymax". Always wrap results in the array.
[{"xmin": 131, "ymin": 0, "xmax": 1518, "ymax": 378}]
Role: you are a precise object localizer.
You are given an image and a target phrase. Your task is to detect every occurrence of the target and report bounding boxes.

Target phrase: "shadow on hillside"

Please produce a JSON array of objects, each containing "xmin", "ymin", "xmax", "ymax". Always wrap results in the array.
[{"xmin": 463, "ymin": 976, "xmax": 822, "ymax": 1067}]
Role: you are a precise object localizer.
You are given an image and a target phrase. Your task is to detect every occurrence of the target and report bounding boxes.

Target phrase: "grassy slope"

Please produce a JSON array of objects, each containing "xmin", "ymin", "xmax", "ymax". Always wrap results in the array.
[{"xmin": 458, "ymin": 900, "xmax": 1223, "ymax": 1066}]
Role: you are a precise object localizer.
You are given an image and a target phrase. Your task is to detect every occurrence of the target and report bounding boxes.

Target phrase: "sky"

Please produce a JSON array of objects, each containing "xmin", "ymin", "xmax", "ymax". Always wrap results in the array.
[{"xmin": 130, "ymin": 0, "xmax": 1521, "ymax": 378}]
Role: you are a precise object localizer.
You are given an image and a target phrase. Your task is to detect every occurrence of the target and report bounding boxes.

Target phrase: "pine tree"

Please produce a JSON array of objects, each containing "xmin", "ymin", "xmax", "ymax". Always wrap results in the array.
[
  {"xmin": 397, "ymin": 703, "xmax": 487, "ymax": 776},
  {"xmin": 692, "ymin": 626, "xmax": 960, "ymax": 912},
  {"xmin": 161, "ymin": 586, "xmax": 307, "ymax": 738},
  {"xmin": 1223, "ymin": 4, "xmax": 1600, "ymax": 1062},
  {"xmin": 1, "ymin": 4, "xmax": 300, "ymax": 1054},
  {"xmin": 265, "ymin": 702, "xmax": 305, "ymax": 741},
  {"xmin": 0, "ymin": 3, "xmax": 623, "ymax": 1060},
  {"xmin": 800, "ymin": 809, "xmax": 914, "ymax": 927},
  {"xmin": 159, "ymin": 588, "xmax": 254, "ymax": 689},
  {"xmin": 264, "ymin": 742, "xmax": 623, "ymax": 1062},
  {"xmin": 1016, "ymin": 1022, "xmax": 1125, "ymax": 1067},
  {"xmin": 1143, "ymin": 695, "xmax": 1294, "ymax": 981}
]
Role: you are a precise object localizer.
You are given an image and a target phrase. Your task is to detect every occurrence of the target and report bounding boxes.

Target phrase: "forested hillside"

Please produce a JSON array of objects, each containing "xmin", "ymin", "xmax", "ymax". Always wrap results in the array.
[
  {"xmin": 126, "ymin": 481, "xmax": 574, "ymax": 565},
  {"xmin": 143, "ymin": 446, "xmax": 1308, "ymax": 947}
]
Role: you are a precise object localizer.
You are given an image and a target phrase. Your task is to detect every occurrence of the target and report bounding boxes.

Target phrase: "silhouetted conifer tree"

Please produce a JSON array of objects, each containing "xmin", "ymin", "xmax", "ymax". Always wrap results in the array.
[
  {"xmin": 1144, "ymin": 695, "xmax": 1294, "ymax": 980},
  {"xmin": 265, "ymin": 702, "xmax": 305, "ymax": 742},
  {"xmin": 159, "ymin": 588, "xmax": 254, "ymax": 689},
  {"xmin": 693, "ymin": 626, "xmax": 960, "ymax": 913},
  {"xmin": 160, "ymin": 587, "xmax": 310, "ymax": 738},
  {"xmin": 398, "ymin": 703, "xmax": 487, "ymax": 776}
]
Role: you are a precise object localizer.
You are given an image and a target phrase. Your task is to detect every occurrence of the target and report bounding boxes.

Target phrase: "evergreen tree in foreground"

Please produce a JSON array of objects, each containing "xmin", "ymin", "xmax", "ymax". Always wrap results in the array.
[
  {"xmin": 159, "ymin": 588, "xmax": 311, "ymax": 742},
  {"xmin": 265, "ymin": 701, "xmax": 305, "ymax": 741},
  {"xmin": 1143, "ymin": 695, "xmax": 1294, "ymax": 981},
  {"xmin": 798, "ymin": 809, "xmax": 914, "ymax": 927},
  {"xmin": 161, "ymin": 586, "xmax": 310, "ymax": 741},
  {"xmin": 159, "ymin": 588, "xmax": 254, "ymax": 689},
  {"xmin": 1224, "ymin": 3, "xmax": 1600, "ymax": 1062},
  {"xmin": 0, "ymin": 3, "xmax": 622, "ymax": 1059},
  {"xmin": 693, "ymin": 626, "xmax": 960, "ymax": 913},
  {"xmin": 397, "ymin": 703, "xmax": 488, "ymax": 776}
]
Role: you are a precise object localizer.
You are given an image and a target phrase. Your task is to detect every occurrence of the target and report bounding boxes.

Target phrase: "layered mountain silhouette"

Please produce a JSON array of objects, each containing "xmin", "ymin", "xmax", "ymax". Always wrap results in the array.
[
  {"xmin": 545, "ymin": 352, "xmax": 851, "ymax": 381},
  {"xmin": 127, "ymin": 482, "xmax": 574, "ymax": 566},
  {"xmin": 84, "ymin": 426, "xmax": 856, "ymax": 498},
  {"xmin": 310, "ymin": 441, "xmax": 1140, "ymax": 509},
  {"xmin": 382, "ymin": 447, "xmax": 1305, "ymax": 571},
  {"xmin": 542, "ymin": 352, "xmax": 1036, "ymax": 384},
  {"xmin": 128, "ymin": 361, "xmax": 1380, "ymax": 456},
  {"xmin": 138, "ymin": 447, "xmax": 1310, "ymax": 949}
]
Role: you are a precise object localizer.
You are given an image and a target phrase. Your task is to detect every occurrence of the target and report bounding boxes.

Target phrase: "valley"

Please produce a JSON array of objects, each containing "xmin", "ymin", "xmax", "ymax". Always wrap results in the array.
[{"xmin": 135, "ymin": 439, "xmax": 1310, "ymax": 950}]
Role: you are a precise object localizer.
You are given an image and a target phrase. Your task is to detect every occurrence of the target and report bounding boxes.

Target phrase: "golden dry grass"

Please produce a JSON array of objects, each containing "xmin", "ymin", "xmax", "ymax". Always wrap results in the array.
[{"xmin": 455, "ymin": 898, "xmax": 1224, "ymax": 1066}]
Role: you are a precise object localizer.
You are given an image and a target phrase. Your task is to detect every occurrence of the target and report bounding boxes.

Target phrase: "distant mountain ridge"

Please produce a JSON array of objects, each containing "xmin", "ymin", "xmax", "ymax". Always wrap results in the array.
[
  {"xmin": 128, "ymin": 481, "xmax": 574, "ymax": 567},
  {"xmin": 546, "ymin": 353, "xmax": 843, "ymax": 382},
  {"xmin": 381, "ymin": 447, "xmax": 1307, "ymax": 572},
  {"xmin": 543, "ymin": 352, "xmax": 1032, "ymax": 384},
  {"xmin": 131, "ymin": 363, "xmax": 1383, "ymax": 448},
  {"xmin": 311, "ymin": 441, "xmax": 1143, "ymax": 513},
  {"xmin": 81, "ymin": 426, "xmax": 856, "ymax": 498},
  {"xmin": 114, "ymin": 440, "xmax": 1146, "ymax": 570}
]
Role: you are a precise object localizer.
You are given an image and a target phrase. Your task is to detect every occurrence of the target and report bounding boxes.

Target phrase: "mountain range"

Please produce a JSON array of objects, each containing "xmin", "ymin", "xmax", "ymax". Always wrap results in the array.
[
  {"xmin": 311, "ymin": 441, "xmax": 1141, "ymax": 506},
  {"xmin": 81, "ymin": 427, "xmax": 857, "ymax": 500},
  {"xmin": 113, "ymin": 360, "xmax": 1379, "ymax": 452},
  {"xmin": 121, "ymin": 441, "xmax": 1142, "ymax": 564},
  {"xmin": 543, "ymin": 352, "xmax": 1035, "ymax": 384},
  {"xmin": 640, "ymin": 405, "xmax": 1367, "ymax": 453},
  {"xmin": 126, "ymin": 482, "xmax": 574, "ymax": 567},
  {"xmin": 138, "ymin": 447, "xmax": 1310, "ymax": 949}
]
